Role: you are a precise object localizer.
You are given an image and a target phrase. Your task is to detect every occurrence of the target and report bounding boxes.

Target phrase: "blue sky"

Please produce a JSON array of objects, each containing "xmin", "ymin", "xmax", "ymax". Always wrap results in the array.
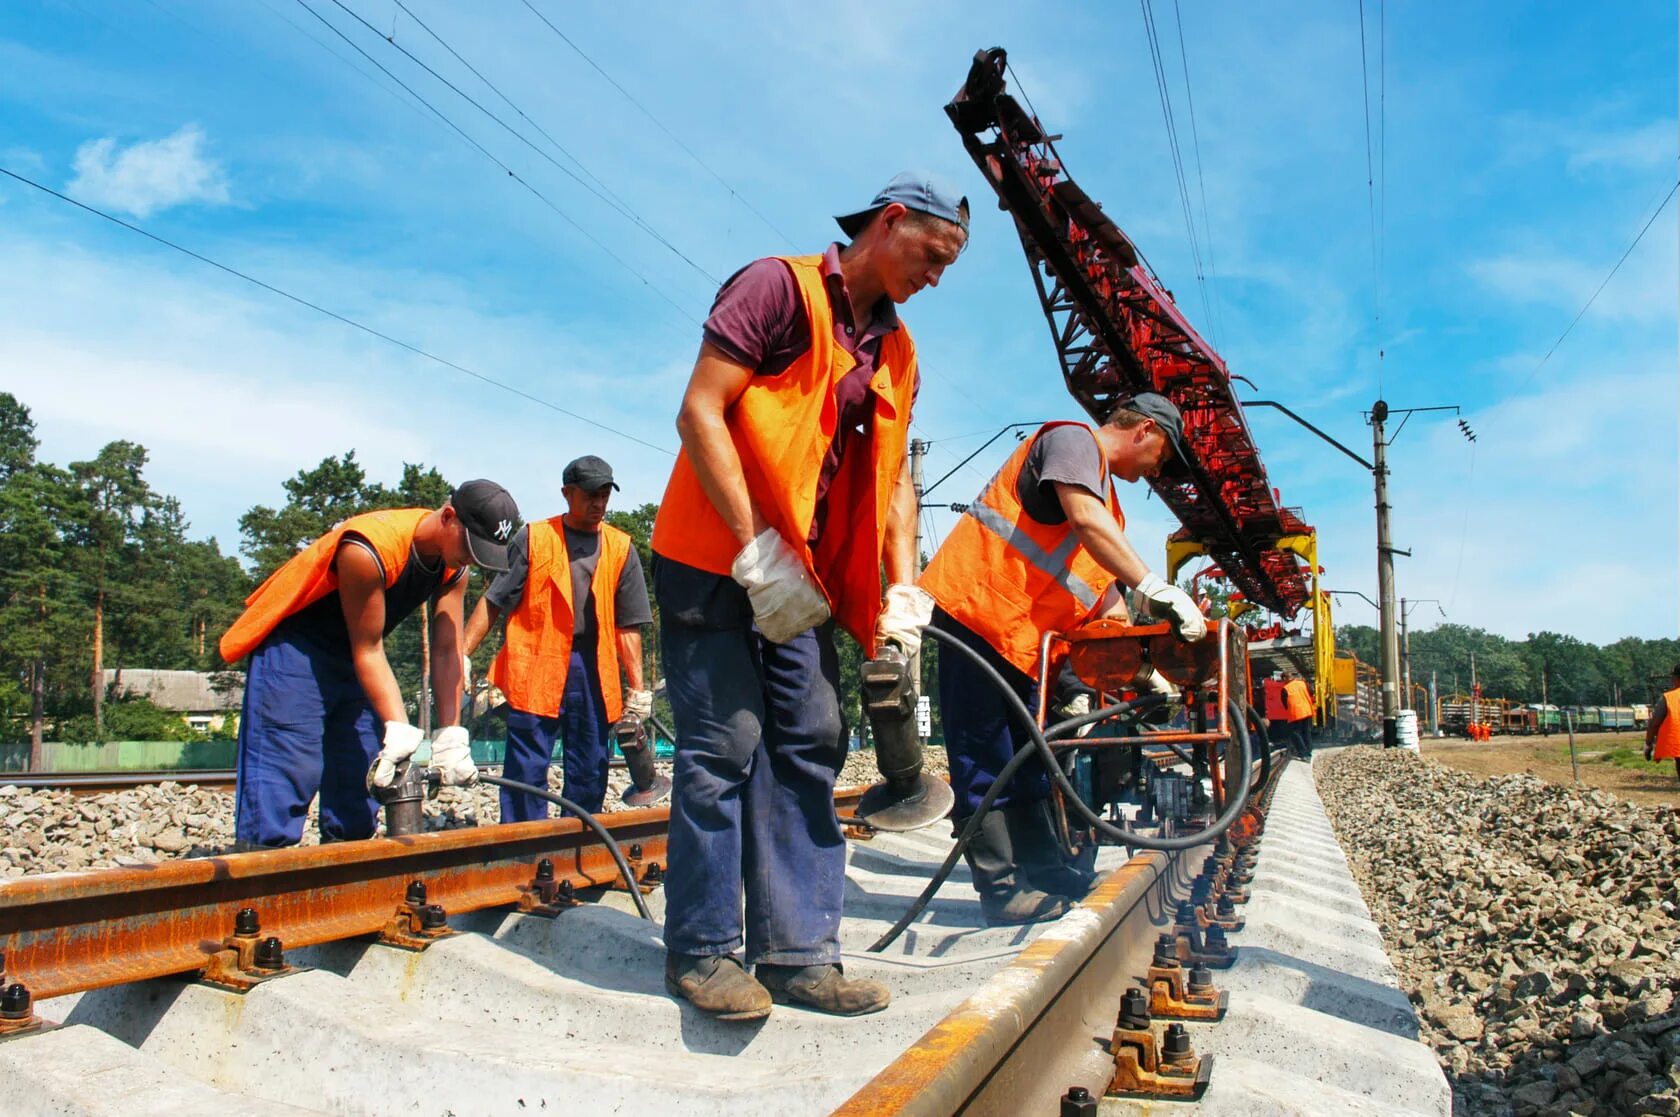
[{"xmin": 2, "ymin": 1, "xmax": 1675, "ymax": 644}]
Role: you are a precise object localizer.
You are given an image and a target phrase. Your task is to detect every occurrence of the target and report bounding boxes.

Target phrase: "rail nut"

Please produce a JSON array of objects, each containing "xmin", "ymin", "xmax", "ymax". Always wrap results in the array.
[
  {"xmin": 234, "ymin": 908, "xmax": 261, "ymax": 937},
  {"xmin": 405, "ymin": 880, "xmax": 429, "ymax": 906},
  {"xmin": 1060, "ymin": 1085, "xmax": 1098, "ymax": 1117},
  {"xmin": 0, "ymin": 982, "xmax": 49, "ymax": 1041},
  {"xmin": 253, "ymin": 937, "xmax": 286, "ymax": 972}
]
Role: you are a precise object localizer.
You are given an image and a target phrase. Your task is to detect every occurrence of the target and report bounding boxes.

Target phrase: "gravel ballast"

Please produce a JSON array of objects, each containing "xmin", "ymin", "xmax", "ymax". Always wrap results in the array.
[
  {"xmin": 0, "ymin": 746, "xmax": 945, "ymax": 878},
  {"xmin": 1317, "ymin": 746, "xmax": 1680, "ymax": 1117}
]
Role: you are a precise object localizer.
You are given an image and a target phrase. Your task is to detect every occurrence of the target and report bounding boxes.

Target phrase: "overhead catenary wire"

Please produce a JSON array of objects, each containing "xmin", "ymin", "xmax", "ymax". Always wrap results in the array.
[
  {"xmin": 321, "ymin": 0, "xmax": 719, "ymax": 287},
  {"xmin": 290, "ymin": 0, "xmax": 703, "ymax": 327},
  {"xmin": 0, "ymin": 164, "xmax": 676, "ymax": 456},
  {"xmin": 1357, "ymin": 0, "xmax": 1382, "ymax": 394},
  {"xmin": 1170, "ymin": 0, "xmax": 1226, "ymax": 347},
  {"xmin": 1139, "ymin": 0, "xmax": 1218, "ymax": 345},
  {"xmin": 516, "ymin": 0, "xmax": 798, "ymax": 251}
]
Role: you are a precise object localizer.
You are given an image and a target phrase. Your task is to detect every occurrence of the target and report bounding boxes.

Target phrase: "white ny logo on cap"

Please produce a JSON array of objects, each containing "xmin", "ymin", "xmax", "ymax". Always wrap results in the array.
[{"xmin": 495, "ymin": 519, "xmax": 513, "ymax": 541}]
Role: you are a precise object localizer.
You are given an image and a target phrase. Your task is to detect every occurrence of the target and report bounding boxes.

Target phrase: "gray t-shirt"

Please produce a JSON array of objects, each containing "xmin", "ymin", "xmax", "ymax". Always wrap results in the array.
[
  {"xmin": 1016, "ymin": 424, "xmax": 1109, "ymax": 525},
  {"xmin": 484, "ymin": 524, "xmax": 652, "ymax": 641}
]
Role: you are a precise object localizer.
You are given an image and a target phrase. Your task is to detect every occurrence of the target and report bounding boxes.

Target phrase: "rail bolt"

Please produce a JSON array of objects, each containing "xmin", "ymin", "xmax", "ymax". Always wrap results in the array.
[
  {"xmin": 1215, "ymin": 895, "xmax": 1236, "ymax": 919},
  {"xmin": 253, "ymin": 937, "xmax": 286, "ymax": 972},
  {"xmin": 1060, "ymin": 1085, "xmax": 1098, "ymax": 1117},
  {"xmin": 235, "ymin": 908, "xmax": 261, "ymax": 937},
  {"xmin": 629, "ymin": 843, "xmax": 644, "ymax": 861},
  {"xmin": 1205, "ymin": 925, "xmax": 1230, "ymax": 950},
  {"xmin": 1175, "ymin": 901, "xmax": 1199, "ymax": 926},
  {"xmin": 1118, "ymin": 986, "xmax": 1152, "ymax": 1030},
  {"xmin": 1188, "ymin": 966, "xmax": 1215, "ymax": 995},
  {"xmin": 1162, "ymin": 1023, "xmax": 1194, "ymax": 1064},
  {"xmin": 420, "ymin": 904, "xmax": 448, "ymax": 931},
  {"xmin": 558, "ymin": 879, "xmax": 575, "ymax": 901},
  {"xmin": 535, "ymin": 858, "xmax": 555, "ymax": 883},
  {"xmin": 0, "ymin": 983, "xmax": 32, "ymax": 1020},
  {"xmin": 644, "ymin": 862, "xmax": 664, "ymax": 884},
  {"xmin": 405, "ymin": 880, "xmax": 428, "ymax": 907},
  {"xmin": 1153, "ymin": 934, "xmax": 1179, "ymax": 968}
]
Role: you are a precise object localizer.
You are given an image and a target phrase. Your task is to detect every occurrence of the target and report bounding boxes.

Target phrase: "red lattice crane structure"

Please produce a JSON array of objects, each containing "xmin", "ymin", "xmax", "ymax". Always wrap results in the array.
[{"xmin": 946, "ymin": 48, "xmax": 1313, "ymax": 617}]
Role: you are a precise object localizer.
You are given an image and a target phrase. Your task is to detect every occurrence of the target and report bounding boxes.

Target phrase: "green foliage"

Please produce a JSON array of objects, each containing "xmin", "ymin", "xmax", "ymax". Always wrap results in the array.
[
  {"xmin": 60, "ymin": 697, "xmax": 192, "ymax": 744},
  {"xmin": 1337, "ymin": 622, "xmax": 1680, "ymax": 705}
]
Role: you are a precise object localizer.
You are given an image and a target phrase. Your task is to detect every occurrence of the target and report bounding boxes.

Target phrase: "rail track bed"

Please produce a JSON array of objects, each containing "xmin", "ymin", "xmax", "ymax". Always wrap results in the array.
[{"xmin": 0, "ymin": 751, "xmax": 1444, "ymax": 1115}]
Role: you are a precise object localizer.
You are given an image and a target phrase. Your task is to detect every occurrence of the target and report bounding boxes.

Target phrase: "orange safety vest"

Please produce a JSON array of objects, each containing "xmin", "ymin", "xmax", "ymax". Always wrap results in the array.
[
  {"xmin": 1654, "ymin": 688, "xmax": 1680, "ymax": 760},
  {"xmin": 219, "ymin": 508, "xmax": 444, "ymax": 663},
  {"xmin": 489, "ymin": 519, "xmax": 634, "ymax": 721},
  {"xmin": 1284, "ymin": 678, "xmax": 1315, "ymax": 721},
  {"xmin": 919, "ymin": 422, "xmax": 1121, "ymax": 678},
  {"xmin": 651, "ymin": 255, "xmax": 918, "ymax": 652}
]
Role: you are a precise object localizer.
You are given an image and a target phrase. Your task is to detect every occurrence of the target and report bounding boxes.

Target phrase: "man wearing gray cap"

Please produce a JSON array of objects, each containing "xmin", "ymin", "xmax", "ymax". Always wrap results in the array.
[
  {"xmin": 918, "ymin": 395, "xmax": 1208, "ymax": 925},
  {"xmin": 465, "ymin": 455, "xmax": 653, "ymax": 822},
  {"xmin": 650, "ymin": 171, "xmax": 969, "ymax": 1021}
]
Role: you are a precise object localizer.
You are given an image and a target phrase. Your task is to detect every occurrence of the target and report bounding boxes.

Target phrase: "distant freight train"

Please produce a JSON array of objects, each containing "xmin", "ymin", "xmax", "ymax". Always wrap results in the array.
[{"xmin": 1437, "ymin": 696, "xmax": 1648, "ymax": 737}]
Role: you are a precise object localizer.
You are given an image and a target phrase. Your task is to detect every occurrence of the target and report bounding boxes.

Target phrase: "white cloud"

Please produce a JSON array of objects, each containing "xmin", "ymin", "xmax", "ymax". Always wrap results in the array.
[
  {"xmin": 66, "ymin": 125, "xmax": 231, "ymax": 218},
  {"xmin": 1565, "ymin": 120, "xmax": 1675, "ymax": 174}
]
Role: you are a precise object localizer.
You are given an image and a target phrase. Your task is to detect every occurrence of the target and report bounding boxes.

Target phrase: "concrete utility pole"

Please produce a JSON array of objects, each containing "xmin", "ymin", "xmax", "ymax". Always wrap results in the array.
[
  {"xmin": 1371, "ymin": 401, "xmax": 1401, "ymax": 748},
  {"xmin": 1399, "ymin": 595, "xmax": 1411, "ymax": 712}
]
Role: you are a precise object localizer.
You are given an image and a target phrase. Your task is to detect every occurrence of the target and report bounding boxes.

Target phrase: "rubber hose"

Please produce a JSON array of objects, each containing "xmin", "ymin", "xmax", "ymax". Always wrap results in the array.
[
  {"xmin": 922, "ymin": 625, "xmax": 1254, "ymax": 854},
  {"xmin": 866, "ymin": 692, "xmax": 1162, "ymax": 953},
  {"xmin": 1249, "ymin": 704, "xmax": 1273, "ymax": 792},
  {"xmin": 478, "ymin": 774, "xmax": 655, "ymax": 922}
]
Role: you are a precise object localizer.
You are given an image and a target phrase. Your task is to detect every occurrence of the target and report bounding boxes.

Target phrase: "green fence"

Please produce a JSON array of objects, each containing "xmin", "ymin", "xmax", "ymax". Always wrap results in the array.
[{"xmin": 0, "ymin": 740, "xmax": 239, "ymax": 773}]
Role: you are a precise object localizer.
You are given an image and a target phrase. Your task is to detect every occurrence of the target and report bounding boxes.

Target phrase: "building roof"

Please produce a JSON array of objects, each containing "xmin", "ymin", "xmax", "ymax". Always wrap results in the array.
[{"xmin": 101, "ymin": 669, "xmax": 244, "ymax": 713}]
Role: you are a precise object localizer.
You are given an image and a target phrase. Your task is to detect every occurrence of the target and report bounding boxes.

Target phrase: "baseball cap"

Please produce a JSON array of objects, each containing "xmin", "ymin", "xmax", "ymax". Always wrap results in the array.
[
  {"xmin": 836, "ymin": 171, "xmax": 971, "ymax": 240},
  {"xmin": 1115, "ymin": 392, "xmax": 1195, "ymax": 481},
  {"xmin": 450, "ymin": 479, "xmax": 521, "ymax": 571},
  {"xmin": 562, "ymin": 455, "xmax": 619, "ymax": 491}
]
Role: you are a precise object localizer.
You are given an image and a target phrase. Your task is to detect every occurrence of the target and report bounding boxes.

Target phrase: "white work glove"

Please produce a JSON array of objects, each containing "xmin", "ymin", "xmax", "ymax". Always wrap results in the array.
[
  {"xmin": 1140, "ymin": 666, "xmax": 1182, "ymax": 702},
  {"xmin": 875, "ymin": 583, "xmax": 936, "ymax": 657},
  {"xmin": 1129, "ymin": 572, "xmax": 1208, "ymax": 642},
  {"xmin": 371, "ymin": 721, "xmax": 425, "ymax": 788},
  {"xmin": 462, "ymin": 653, "xmax": 473, "ymax": 690},
  {"xmin": 428, "ymin": 725, "xmax": 477, "ymax": 787},
  {"xmin": 1058, "ymin": 691, "xmax": 1096, "ymax": 738},
  {"xmin": 730, "ymin": 528, "xmax": 831, "ymax": 644},
  {"xmin": 624, "ymin": 687, "xmax": 654, "ymax": 721}
]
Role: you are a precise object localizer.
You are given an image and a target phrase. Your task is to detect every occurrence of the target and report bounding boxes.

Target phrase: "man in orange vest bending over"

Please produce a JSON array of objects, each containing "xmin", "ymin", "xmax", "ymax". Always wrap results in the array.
[
  {"xmin": 464, "ymin": 455, "xmax": 654, "ymax": 820},
  {"xmin": 919, "ymin": 396, "xmax": 1207, "ymax": 925},
  {"xmin": 220, "ymin": 481, "xmax": 521, "ymax": 848},
  {"xmin": 1644, "ymin": 663, "xmax": 1680, "ymax": 782},
  {"xmin": 650, "ymin": 172, "xmax": 969, "ymax": 1021},
  {"xmin": 1283, "ymin": 670, "xmax": 1316, "ymax": 759}
]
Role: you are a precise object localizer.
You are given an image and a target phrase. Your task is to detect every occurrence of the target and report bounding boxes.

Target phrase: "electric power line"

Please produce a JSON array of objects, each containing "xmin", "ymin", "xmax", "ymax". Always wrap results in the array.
[
  {"xmin": 1518, "ymin": 178, "xmax": 1679, "ymax": 390},
  {"xmin": 1139, "ymin": 0, "xmax": 1217, "ymax": 345},
  {"xmin": 1357, "ymin": 0, "xmax": 1382, "ymax": 394},
  {"xmin": 0, "ymin": 164, "xmax": 676, "ymax": 456},
  {"xmin": 291, "ymin": 0, "xmax": 703, "ymax": 326},
  {"xmin": 517, "ymin": 0, "xmax": 797, "ymax": 250},
  {"xmin": 325, "ymin": 0, "xmax": 719, "ymax": 286},
  {"xmin": 1171, "ymin": 0, "xmax": 1226, "ymax": 347}
]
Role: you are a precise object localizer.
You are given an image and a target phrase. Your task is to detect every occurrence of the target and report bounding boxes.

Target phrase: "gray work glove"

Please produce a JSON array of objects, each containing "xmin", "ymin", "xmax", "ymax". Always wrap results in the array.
[{"xmin": 731, "ymin": 528, "xmax": 830, "ymax": 644}]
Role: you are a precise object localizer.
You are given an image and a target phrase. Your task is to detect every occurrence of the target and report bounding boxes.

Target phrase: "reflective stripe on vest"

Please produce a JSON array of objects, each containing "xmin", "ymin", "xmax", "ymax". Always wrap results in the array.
[
  {"xmin": 490, "ymin": 520, "xmax": 633, "ymax": 722},
  {"xmin": 919, "ymin": 421, "xmax": 1121, "ymax": 677},
  {"xmin": 1655, "ymin": 688, "xmax": 1680, "ymax": 759},
  {"xmin": 650, "ymin": 254, "xmax": 918, "ymax": 652},
  {"xmin": 219, "ymin": 508, "xmax": 438, "ymax": 663}
]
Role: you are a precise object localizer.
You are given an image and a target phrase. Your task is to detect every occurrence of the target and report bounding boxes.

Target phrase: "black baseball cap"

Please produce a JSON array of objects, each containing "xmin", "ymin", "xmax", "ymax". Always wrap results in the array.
[
  {"xmin": 1114, "ymin": 392, "xmax": 1196, "ymax": 481},
  {"xmin": 562, "ymin": 455, "xmax": 619, "ymax": 491},
  {"xmin": 450, "ymin": 479, "xmax": 521, "ymax": 571}
]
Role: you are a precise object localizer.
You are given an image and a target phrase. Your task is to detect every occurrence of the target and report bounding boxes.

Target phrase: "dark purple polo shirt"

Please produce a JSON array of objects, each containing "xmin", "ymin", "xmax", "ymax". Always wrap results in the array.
[{"xmin": 703, "ymin": 243, "xmax": 918, "ymax": 542}]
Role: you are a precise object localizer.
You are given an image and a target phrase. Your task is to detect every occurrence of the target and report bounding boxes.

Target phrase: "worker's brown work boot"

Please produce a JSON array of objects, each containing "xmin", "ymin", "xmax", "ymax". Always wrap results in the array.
[
  {"xmin": 664, "ymin": 952, "xmax": 772, "ymax": 1021},
  {"xmin": 756, "ymin": 963, "xmax": 890, "ymax": 1016},
  {"xmin": 1003, "ymin": 804, "xmax": 1099, "ymax": 900},
  {"xmin": 961, "ymin": 810, "xmax": 1070, "ymax": 926}
]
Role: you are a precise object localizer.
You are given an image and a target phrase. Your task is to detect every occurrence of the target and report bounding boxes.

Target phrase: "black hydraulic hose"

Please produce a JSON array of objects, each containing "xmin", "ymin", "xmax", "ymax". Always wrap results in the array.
[
  {"xmin": 1249, "ymin": 704, "xmax": 1274, "ymax": 792},
  {"xmin": 478, "ymin": 774, "xmax": 654, "ymax": 922},
  {"xmin": 922, "ymin": 626, "xmax": 1254, "ymax": 854},
  {"xmin": 867, "ymin": 692, "xmax": 1161, "ymax": 953}
]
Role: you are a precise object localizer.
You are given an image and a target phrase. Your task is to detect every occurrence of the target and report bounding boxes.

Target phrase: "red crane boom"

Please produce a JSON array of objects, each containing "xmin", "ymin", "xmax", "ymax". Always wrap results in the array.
[{"xmin": 946, "ymin": 48, "xmax": 1312, "ymax": 617}]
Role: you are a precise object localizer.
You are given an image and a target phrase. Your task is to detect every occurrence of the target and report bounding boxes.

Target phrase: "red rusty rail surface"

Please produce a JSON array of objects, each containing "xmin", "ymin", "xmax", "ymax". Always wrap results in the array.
[{"xmin": 0, "ymin": 789, "xmax": 862, "ymax": 1001}]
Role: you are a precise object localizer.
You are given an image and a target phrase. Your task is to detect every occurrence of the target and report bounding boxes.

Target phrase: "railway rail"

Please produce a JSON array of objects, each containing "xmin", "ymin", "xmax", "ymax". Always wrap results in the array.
[
  {"xmin": 0, "ymin": 736, "xmax": 1288, "ymax": 1115},
  {"xmin": 0, "ymin": 770, "xmax": 238, "ymax": 794}
]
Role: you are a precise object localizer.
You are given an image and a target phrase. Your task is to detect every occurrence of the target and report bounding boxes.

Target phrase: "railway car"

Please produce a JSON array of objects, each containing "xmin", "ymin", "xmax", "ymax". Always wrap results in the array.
[
  {"xmin": 1501, "ymin": 706, "xmax": 1538, "ymax": 735},
  {"xmin": 1633, "ymin": 704, "xmax": 1651, "ymax": 729},
  {"xmin": 1438, "ymin": 694, "xmax": 1505, "ymax": 737},
  {"xmin": 1597, "ymin": 706, "xmax": 1635, "ymax": 732},
  {"xmin": 1523, "ymin": 704, "xmax": 1561, "ymax": 734}
]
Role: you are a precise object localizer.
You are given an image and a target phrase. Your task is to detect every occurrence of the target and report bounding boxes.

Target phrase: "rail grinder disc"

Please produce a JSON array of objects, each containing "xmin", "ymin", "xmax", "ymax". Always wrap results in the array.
[{"xmin": 854, "ymin": 772, "xmax": 955, "ymax": 832}]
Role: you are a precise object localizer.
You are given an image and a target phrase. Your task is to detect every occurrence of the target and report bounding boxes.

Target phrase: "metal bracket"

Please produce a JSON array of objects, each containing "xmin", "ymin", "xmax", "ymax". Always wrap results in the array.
[
  {"xmin": 199, "ymin": 932, "xmax": 302, "ymax": 992},
  {"xmin": 380, "ymin": 881, "xmax": 457, "ymax": 951},
  {"xmin": 1106, "ymin": 998, "xmax": 1214, "ymax": 1102},
  {"xmin": 1148, "ymin": 961, "xmax": 1227, "ymax": 1022}
]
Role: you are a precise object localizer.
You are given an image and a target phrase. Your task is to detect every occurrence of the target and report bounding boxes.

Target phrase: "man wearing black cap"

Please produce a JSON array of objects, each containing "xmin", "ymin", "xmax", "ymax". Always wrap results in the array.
[
  {"xmin": 220, "ymin": 480, "xmax": 521, "ymax": 848},
  {"xmin": 649, "ymin": 171, "xmax": 969, "ymax": 1021},
  {"xmin": 917, "ymin": 396, "xmax": 1207, "ymax": 925},
  {"xmin": 465, "ymin": 455, "xmax": 654, "ymax": 821}
]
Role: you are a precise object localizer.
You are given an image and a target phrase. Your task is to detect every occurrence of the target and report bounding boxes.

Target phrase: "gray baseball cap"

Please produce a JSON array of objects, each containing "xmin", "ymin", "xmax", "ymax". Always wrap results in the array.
[
  {"xmin": 836, "ymin": 171, "xmax": 971, "ymax": 240},
  {"xmin": 562, "ymin": 455, "xmax": 619, "ymax": 491},
  {"xmin": 1119, "ymin": 392, "xmax": 1184, "ymax": 453}
]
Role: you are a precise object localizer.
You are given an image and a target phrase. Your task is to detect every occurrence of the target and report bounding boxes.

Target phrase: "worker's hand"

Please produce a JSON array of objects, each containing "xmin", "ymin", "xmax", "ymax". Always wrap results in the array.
[
  {"xmin": 1646, "ymin": 743, "xmax": 1656, "ymax": 762},
  {"xmin": 1129, "ymin": 573, "xmax": 1208, "ymax": 642},
  {"xmin": 1056, "ymin": 691, "xmax": 1096, "ymax": 738},
  {"xmin": 462, "ymin": 653, "xmax": 474, "ymax": 690},
  {"xmin": 624, "ymin": 687, "xmax": 654, "ymax": 721},
  {"xmin": 371, "ymin": 721, "xmax": 426, "ymax": 788},
  {"xmin": 1140, "ymin": 666, "xmax": 1182, "ymax": 702},
  {"xmin": 429, "ymin": 725, "xmax": 477, "ymax": 786},
  {"xmin": 731, "ymin": 528, "xmax": 831, "ymax": 644},
  {"xmin": 875, "ymin": 583, "xmax": 936, "ymax": 657}
]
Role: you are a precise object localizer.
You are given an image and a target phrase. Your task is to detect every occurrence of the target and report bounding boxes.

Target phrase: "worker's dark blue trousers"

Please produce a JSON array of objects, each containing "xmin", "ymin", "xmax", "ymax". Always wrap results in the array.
[
  {"xmin": 234, "ymin": 632, "xmax": 382, "ymax": 847},
  {"xmin": 500, "ymin": 649, "xmax": 611, "ymax": 821},
  {"xmin": 660, "ymin": 617, "xmax": 846, "ymax": 966},
  {"xmin": 934, "ymin": 607, "xmax": 1051, "ymax": 817}
]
